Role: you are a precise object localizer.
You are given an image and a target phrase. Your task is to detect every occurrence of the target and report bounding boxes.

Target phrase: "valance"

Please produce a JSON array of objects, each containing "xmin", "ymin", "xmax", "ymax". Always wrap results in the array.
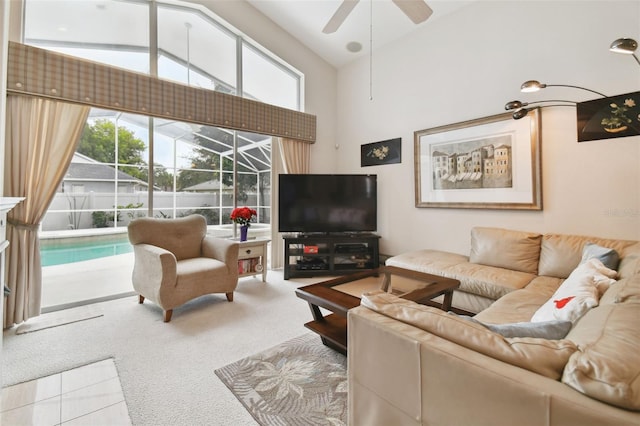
[{"xmin": 6, "ymin": 42, "xmax": 316, "ymax": 143}]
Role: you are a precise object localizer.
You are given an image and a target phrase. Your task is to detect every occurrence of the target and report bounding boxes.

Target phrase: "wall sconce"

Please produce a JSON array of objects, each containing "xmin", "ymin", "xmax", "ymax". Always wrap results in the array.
[{"xmin": 609, "ymin": 37, "xmax": 640, "ymax": 66}]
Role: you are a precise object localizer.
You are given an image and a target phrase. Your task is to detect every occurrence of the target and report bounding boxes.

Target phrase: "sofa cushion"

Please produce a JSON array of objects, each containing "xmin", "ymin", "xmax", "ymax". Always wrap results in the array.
[
  {"xmin": 385, "ymin": 249, "xmax": 469, "ymax": 276},
  {"xmin": 474, "ymin": 287, "xmax": 553, "ymax": 324},
  {"xmin": 539, "ymin": 234, "xmax": 636, "ymax": 279},
  {"xmin": 618, "ymin": 242, "xmax": 640, "ymax": 279},
  {"xmin": 531, "ymin": 259, "xmax": 617, "ymax": 323},
  {"xmin": 581, "ymin": 242, "xmax": 620, "ymax": 270},
  {"xmin": 600, "ymin": 274, "xmax": 640, "ymax": 306},
  {"xmin": 446, "ymin": 262, "xmax": 536, "ymax": 300},
  {"xmin": 469, "ymin": 227, "xmax": 542, "ymax": 274},
  {"xmin": 361, "ymin": 291, "xmax": 578, "ymax": 379},
  {"xmin": 562, "ymin": 302, "xmax": 640, "ymax": 411}
]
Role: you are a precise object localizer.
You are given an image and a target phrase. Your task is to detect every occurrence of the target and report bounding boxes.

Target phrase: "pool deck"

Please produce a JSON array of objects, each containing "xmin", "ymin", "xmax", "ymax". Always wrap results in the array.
[
  {"xmin": 41, "ymin": 231, "xmax": 272, "ymax": 312},
  {"xmin": 42, "ymin": 252, "xmax": 135, "ymax": 312}
]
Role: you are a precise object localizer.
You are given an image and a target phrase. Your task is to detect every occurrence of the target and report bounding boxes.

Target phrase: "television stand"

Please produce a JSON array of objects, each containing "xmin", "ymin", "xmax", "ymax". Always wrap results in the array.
[{"xmin": 283, "ymin": 234, "xmax": 380, "ymax": 280}]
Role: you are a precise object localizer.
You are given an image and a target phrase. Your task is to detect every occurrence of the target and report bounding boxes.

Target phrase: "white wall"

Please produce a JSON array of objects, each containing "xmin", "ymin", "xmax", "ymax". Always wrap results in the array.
[{"xmin": 335, "ymin": 0, "xmax": 640, "ymax": 256}]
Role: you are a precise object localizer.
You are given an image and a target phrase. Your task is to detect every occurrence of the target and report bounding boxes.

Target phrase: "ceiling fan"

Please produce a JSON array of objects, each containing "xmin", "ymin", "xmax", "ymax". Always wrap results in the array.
[{"xmin": 322, "ymin": 0, "xmax": 433, "ymax": 34}]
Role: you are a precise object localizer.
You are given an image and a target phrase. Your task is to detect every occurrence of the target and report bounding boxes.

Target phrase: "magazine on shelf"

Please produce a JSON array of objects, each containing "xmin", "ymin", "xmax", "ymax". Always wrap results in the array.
[{"xmin": 238, "ymin": 258, "xmax": 260, "ymax": 274}]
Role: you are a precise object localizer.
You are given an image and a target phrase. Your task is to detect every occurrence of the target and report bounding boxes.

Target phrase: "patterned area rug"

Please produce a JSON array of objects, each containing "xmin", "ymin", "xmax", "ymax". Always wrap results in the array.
[{"xmin": 215, "ymin": 333, "xmax": 347, "ymax": 425}]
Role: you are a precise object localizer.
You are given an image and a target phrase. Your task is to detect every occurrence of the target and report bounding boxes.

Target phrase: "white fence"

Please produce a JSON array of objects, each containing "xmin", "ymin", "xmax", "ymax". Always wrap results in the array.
[{"xmin": 43, "ymin": 191, "xmax": 266, "ymax": 232}]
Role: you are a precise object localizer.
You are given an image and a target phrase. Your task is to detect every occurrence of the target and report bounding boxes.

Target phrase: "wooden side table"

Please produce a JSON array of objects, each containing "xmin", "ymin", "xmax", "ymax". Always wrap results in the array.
[{"xmin": 237, "ymin": 239, "xmax": 270, "ymax": 282}]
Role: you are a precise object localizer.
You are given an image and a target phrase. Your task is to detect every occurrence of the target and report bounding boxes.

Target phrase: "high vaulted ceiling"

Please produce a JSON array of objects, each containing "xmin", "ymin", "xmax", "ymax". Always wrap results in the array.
[{"xmin": 246, "ymin": 0, "xmax": 474, "ymax": 68}]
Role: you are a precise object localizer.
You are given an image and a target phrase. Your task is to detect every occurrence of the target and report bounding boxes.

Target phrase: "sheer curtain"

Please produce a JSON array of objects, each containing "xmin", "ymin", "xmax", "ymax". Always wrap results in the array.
[
  {"xmin": 3, "ymin": 95, "xmax": 90, "ymax": 327},
  {"xmin": 270, "ymin": 137, "xmax": 310, "ymax": 269}
]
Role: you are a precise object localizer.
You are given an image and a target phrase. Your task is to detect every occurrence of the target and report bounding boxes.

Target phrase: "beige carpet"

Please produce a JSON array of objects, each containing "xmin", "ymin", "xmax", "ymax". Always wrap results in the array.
[{"xmin": 216, "ymin": 333, "xmax": 347, "ymax": 426}]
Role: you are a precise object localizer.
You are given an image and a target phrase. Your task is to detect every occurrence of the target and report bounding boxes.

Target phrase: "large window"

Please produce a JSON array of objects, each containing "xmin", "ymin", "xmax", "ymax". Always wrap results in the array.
[
  {"xmin": 157, "ymin": 3, "xmax": 237, "ymax": 93},
  {"xmin": 24, "ymin": 0, "xmax": 150, "ymax": 72},
  {"xmin": 25, "ymin": 0, "xmax": 301, "ymax": 237},
  {"xmin": 25, "ymin": 0, "xmax": 298, "ymax": 310}
]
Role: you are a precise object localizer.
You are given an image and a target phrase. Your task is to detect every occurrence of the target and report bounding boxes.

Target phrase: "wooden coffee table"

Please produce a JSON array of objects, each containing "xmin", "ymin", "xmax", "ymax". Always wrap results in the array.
[{"xmin": 295, "ymin": 265, "xmax": 460, "ymax": 354}]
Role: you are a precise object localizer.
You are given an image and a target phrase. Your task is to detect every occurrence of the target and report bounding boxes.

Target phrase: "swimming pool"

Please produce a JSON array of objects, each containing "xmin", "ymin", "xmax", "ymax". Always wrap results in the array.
[{"xmin": 40, "ymin": 235, "xmax": 133, "ymax": 267}]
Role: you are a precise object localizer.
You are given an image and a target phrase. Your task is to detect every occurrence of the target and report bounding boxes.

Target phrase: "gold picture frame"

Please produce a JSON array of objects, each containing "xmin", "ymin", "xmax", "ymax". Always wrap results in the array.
[{"xmin": 414, "ymin": 110, "xmax": 542, "ymax": 210}]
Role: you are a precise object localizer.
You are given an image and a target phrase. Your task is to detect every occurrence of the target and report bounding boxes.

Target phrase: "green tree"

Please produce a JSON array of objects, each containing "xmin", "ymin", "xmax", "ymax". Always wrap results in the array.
[
  {"xmin": 176, "ymin": 126, "xmax": 257, "ymax": 198},
  {"xmin": 152, "ymin": 164, "xmax": 174, "ymax": 192},
  {"xmin": 176, "ymin": 126, "xmax": 226, "ymax": 191},
  {"xmin": 78, "ymin": 119, "xmax": 147, "ymax": 180}
]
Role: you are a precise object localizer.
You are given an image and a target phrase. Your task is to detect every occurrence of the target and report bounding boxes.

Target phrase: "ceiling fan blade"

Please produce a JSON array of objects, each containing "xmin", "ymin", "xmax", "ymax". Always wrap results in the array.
[
  {"xmin": 392, "ymin": 0, "xmax": 433, "ymax": 24},
  {"xmin": 322, "ymin": 0, "xmax": 360, "ymax": 34}
]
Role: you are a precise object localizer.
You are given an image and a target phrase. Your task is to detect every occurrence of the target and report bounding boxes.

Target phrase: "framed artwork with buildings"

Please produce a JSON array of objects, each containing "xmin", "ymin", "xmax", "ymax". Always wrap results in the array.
[{"xmin": 414, "ymin": 110, "xmax": 542, "ymax": 210}]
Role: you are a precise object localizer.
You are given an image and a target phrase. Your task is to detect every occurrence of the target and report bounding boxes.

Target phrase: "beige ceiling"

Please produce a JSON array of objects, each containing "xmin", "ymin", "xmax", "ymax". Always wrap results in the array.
[{"xmin": 246, "ymin": 0, "xmax": 474, "ymax": 68}]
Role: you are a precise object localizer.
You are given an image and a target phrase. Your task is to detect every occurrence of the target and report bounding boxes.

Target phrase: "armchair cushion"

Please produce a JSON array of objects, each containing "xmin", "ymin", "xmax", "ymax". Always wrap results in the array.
[{"xmin": 128, "ymin": 214, "xmax": 206, "ymax": 260}]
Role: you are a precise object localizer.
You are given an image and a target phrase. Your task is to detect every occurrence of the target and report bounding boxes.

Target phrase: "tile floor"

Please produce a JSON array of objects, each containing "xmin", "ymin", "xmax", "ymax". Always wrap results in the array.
[{"xmin": 1, "ymin": 359, "xmax": 131, "ymax": 425}]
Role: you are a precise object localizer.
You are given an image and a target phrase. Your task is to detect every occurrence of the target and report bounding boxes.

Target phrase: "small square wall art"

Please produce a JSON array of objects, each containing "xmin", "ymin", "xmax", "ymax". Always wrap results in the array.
[{"xmin": 361, "ymin": 138, "xmax": 402, "ymax": 167}]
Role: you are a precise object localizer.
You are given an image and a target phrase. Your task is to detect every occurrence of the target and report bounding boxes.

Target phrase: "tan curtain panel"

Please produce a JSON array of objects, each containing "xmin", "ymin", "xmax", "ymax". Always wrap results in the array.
[
  {"xmin": 3, "ymin": 95, "xmax": 90, "ymax": 327},
  {"xmin": 270, "ymin": 138, "xmax": 311, "ymax": 268},
  {"xmin": 6, "ymin": 42, "xmax": 316, "ymax": 144},
  {"xmin": 279, "ymin": 138, "xmax": 311, "ymax": 174}
]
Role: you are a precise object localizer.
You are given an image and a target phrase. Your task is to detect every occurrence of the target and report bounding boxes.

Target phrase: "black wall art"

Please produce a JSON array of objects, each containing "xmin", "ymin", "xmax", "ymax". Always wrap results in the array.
[
  {"xmin": 361, "ymin": 138, "xmax": 402, "ymax": 167},
  {"xmin": 577, "ymin": 91, "xmax": 640, "ymax": 142}
]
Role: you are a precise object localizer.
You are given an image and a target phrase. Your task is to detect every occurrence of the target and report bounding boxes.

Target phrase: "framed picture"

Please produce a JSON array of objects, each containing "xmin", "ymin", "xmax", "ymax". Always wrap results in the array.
[
  {"xmin": 577, "ymin": 90, "xmax": 640, "ymax": 142},
  {"xmin": 361, "ymin": 138, "xmax": 401, "ymax": 167},
  {"xmin": 414, "ymin": 110, "xmax": 542, "ymax": 210}
]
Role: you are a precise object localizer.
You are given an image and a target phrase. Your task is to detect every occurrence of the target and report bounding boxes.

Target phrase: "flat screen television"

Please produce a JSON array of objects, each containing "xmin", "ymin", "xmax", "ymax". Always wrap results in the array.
[{"xmin": 278, "ymin": 174, "xmax": 377, "ymax": 234}]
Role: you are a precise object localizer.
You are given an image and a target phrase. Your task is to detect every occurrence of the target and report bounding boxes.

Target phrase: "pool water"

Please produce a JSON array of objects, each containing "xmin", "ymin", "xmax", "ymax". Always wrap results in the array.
[{"xmin": 40, "ymin": 236, "xmax": 133, "ymax": 267}]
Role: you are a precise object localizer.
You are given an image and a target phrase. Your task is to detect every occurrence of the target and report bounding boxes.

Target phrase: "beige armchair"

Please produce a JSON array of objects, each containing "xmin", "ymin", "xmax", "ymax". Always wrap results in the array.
[{"xmin": 127, "ymin": 214, "xmax": 239, "ymax": 322}]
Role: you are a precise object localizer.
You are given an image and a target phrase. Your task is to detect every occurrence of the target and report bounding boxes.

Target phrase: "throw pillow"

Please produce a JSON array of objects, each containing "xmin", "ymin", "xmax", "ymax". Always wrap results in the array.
[
  {"xmin": 531, "ymin": 258, "xmax": 617, "ymax": 323},
  {"xmin": 452, "ymin": 313, "xmax": 572, "ymax": 340},
  {"xmin": 580, "ymin": 242, "xmax": 620, "ymax": 271},
  {"xmin": 479, "ymin": 319, "xmax": 572, "ymax": 339}
]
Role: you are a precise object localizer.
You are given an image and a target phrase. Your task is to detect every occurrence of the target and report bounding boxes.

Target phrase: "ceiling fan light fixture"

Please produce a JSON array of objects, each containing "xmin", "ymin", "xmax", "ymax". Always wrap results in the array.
[
  {"xmin": 610, "ymin": 38, "xmax": 638, "ymax": 54},
  {"xmin": 346, "ymin": 41, "xmax": 362, "ymax": 53}
]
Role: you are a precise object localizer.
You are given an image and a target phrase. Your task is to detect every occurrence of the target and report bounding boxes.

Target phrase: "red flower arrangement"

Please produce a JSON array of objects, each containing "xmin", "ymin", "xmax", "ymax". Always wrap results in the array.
[{"xmin": 230, "ymin": 206, "xmax": 257, "ymax": 227}]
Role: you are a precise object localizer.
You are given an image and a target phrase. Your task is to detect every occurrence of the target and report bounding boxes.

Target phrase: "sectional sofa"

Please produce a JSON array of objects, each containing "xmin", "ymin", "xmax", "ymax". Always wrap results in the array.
[{"xmin": 347, "ymin": 227, "xmax": 640, "ymax": 425}]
